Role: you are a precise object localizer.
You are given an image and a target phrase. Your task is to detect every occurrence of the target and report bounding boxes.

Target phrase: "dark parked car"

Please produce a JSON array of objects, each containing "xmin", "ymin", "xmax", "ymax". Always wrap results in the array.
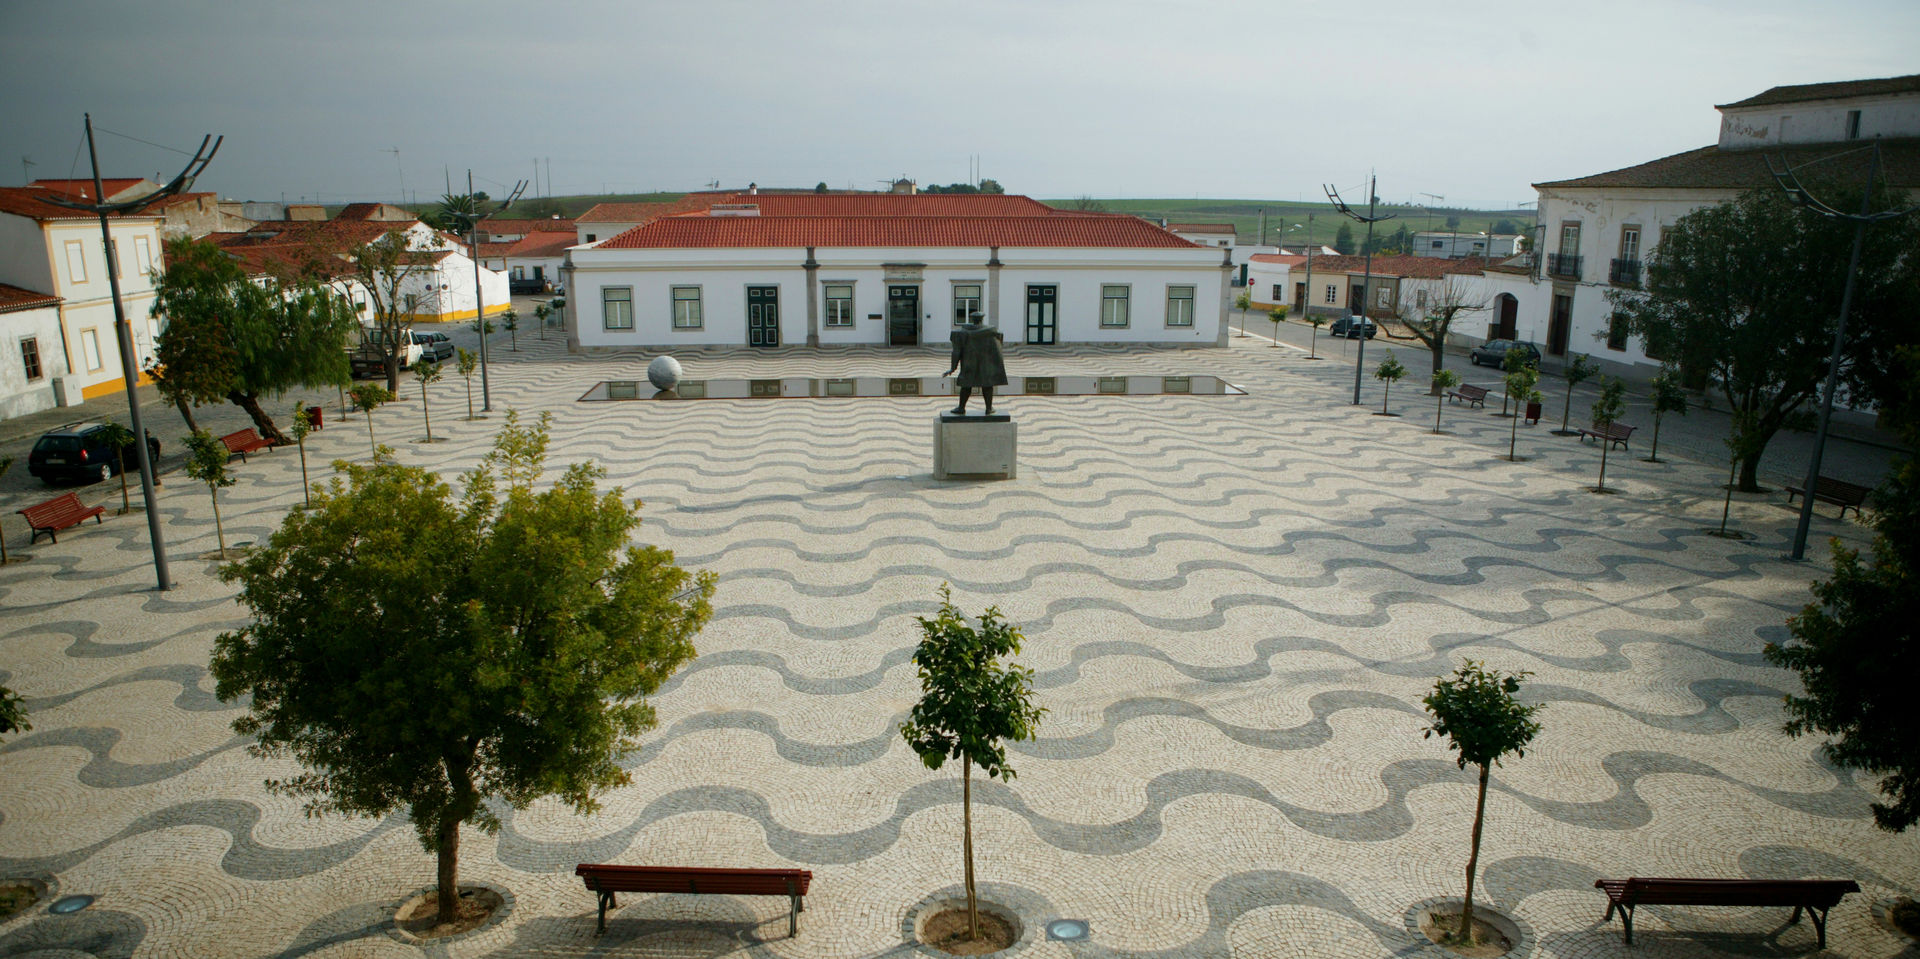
[
  {"xmin": 1330, "ymin": 316, "xmax": 1377, "ymax": 339},
  {"xmin": 411, "ymin": 330, "xmax": 454, "ymax": 363},
  {"xmin": 27, "ymin": 423, "xmax": 159, "ymax": 485},
  {"xmin": 1470, "ymin": 339, "xmax": 1542, "ymax": 369},
  {"xmin": 509, "ymin": 276, "xmax": 546, "ymax": 295}
]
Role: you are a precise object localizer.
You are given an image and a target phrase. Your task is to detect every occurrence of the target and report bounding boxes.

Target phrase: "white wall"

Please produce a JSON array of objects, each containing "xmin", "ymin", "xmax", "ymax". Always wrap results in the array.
[
  {"xmin": 576, "ymin": 221, "xmax": 638, "ymax": 246},
  {"xmin": 1718, "ymin": 93, "xmax": 1920, "ymax": 149},
  {"xmin": 0, "ymin": 215, "xmax": 52, "ymax": 293},
  {"xmin": 1247, "ymin": 261, "xmax": 1291, "ymax": 308},
  {"xmin": 0, "ymin": 304, "xmax": 69, "ymax": 419}
]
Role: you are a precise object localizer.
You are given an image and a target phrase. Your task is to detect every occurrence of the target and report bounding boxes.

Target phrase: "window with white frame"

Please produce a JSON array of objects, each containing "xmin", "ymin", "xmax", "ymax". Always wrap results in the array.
[
  {"xmin": 65, "ymin": 240, "xmax": 87, "ymax": 284},
  {"xmin": 1271, "ymin": 284, "xmax": 1283, "ymax": 301},
  {"xmin": 824, "ymin": 283, "xmax": 854, "ymax": 327},
  {"xmin": 1618, "ymin": 225, "xmax": 1641, "ymax": 261},
  {"xmin": 671, "ymin": 286, "xmax": 702, "ymax": 329},
  {"xmin": 1416, "ymin": 289, "xmax": 1429, "ymax": 310},
  {"xmin": 1323, "ymin": 284, "xmax": 1337, "ymax": 304},
  {"xmin": 1559, "ymin": 222, "xmax": 1581, "ymax": 254},
  {"xmin": 1375, "ymin": 287, "xmax": 1392, "ymax": 308},
  {"xmin": 1100, "ymin": 284, "xmax": 1129, "ymax": 327},
  {"xmin": 952, "ymin": 283, "xmax": 982, "ymax": 324},
  {"xmin": 601, "ymin": 286, "xmax": 633, "ymax": 329},
  {"xmin": 133, "ymin": 235, "xmax": 153, "ymax": 277},
  {"xmin": 81, "ymin": 328, "xmax": 102, "ymax": 371},
  {"xmin": 1165, "ymin": 286, "xmax": 1195, "ymax": 327}
]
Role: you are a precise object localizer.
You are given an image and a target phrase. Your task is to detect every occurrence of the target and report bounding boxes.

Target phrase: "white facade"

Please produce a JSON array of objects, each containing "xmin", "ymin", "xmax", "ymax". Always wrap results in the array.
[
  {"xmin": 0, "ymin": 207, "xmax": 166, "ymax": 404},
  {"xmin": 1718, "ymin": 92, "xmax": 1920, "ymax": 149},
  {"xmin": 1, "ymin": 299, "xmax": 68, "ymax": 419},
  {"xmin": 567, "ymin": 245, "xmax": 1229, "ymax": 350},
  {"xmin": 1412, "ymin": 232, "xmax": 1525, "ymax": 259},
  {"xmin": 396, "ymin": 247, "xmax": 512, "ymax": 324}
]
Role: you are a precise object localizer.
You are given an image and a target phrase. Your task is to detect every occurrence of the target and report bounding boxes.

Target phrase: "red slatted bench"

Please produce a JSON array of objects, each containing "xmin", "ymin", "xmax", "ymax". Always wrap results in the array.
[
  {"xmin": 1595, "ymin": 877, "xmax": 1859, "ymax": 946},
  {"xmin": 1579, "ymin": 422, "xmax": 1636, "ymax": 450},
  {"xmin": 17, "ymin": 492, "xmax": 106, "ymax": 545},
  {"xmin": 1446, "ymin": 384, "xmax": 1489, "ymax": 408},
  {"xmin": 575, "ymin": 864, "xmax": 812, "ymax": 937},
  {"xmin": 1786, "ymin": 476, "xmax": 1872, "ymax": 521},
  {"xmin": 220, "ymin": 428, "xmax": 273, "ymax": 463}
]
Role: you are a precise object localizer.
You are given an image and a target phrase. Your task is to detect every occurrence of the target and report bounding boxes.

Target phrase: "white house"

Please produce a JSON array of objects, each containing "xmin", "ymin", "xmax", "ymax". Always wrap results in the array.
[
  {"xmin": 565, "ymin": 197, "xmax": 1230, "ymax": 350},
  {"xmin": 1531, "ymin": 72, "xmax": 1920, "ymax": 375},
  {"xmin": 503, "ymin": 231, "xmax": 575, "ymax": 293},
  {"xmin": 1412, "ymin": 232, "xmax": 1525, "ymax": 260},
  {"xmin": 0, "ymin": 186, "xmax": 166, "ymax": 407},
  {"xmin": 213, "ymin": 214, "xmax": 509, "ymax": 325},
  {"xmin": 0, "ymin": 284, "xmax": 66, "ymax": 419}
]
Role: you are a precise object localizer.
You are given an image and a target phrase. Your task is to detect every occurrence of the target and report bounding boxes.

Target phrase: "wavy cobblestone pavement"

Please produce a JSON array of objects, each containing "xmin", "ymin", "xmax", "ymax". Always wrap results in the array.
[{"xmin": 1, "ymin": 334, "xmax": 1915, "ymax": 958}]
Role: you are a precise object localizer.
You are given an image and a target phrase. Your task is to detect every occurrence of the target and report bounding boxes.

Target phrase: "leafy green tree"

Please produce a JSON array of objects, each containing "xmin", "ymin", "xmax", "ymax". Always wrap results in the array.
[
  {"xmin": 1610, "ymin": 185, "xmax": 1915, "ymax": 491},
  {"xmin": 977, "ymin": 179, "xmax": 1004, "ymax": 195},
  {"xmin": 1432, "ymin": 369, "xmax": 1461, "ymax": 433},
  {"xmin": 0, "ymin": 683, "xmax": 28, "ymax": 738},
  {"xmin": 1333, "ymin": 222, "xmax": 1356, "ymax": 255},
  {"xmin": 413, "ymin": 361, "xmax": 443, "ymax": 443},
  {"xmin": 1493, "ymin": 218, "xmax": 1519, "ymax": 235},
  {"xmin": 815, "ymin": 181, "xmax": 828, "ymax": 193},
  {"xmin": 289, "ymin": 405, "xmax": 314, "ymax": 509},
  {"xmin": 1305, "ymin": 314, "xmax": 1326, "ymax": 359},
  {"xmin": 212, "ymin": 412, "xmax": 714, "ymax": 924},
  {"xmin": 349, "ymin": 230, "xmax": 436, "ymax": 393},
  {"xmin": 502, "ymin": 309, "xmax": 519, "ymax": 351},
  {"xmin": 426, "ymin": 192, "xmax": 488, "ymax": 233},
  {"xmin": 1423, "ymin": 662, "xmax": 1543, "ymax": 946},
  {"xmin": 1444, "ymin": 215, "xmax": 1462, "ymax": 231},
  {"xmin": 1556, "ymin": 353, "xmax": 1599, "ymax": 434},
  {"xmin": 348, "ymin": 384, "xmax": 394, "ymax": 456},
  {"xmin": 1234, "ymin": 291, "xmax": 1251, "ymax": 312},
  {"xmin": 99, "ymin": 422, "xmax": 136, "ymax": 513},
  {"xmin": 1374, "ymin": 352, "xmax": 1407, "ymax": 415},
  {"xmin": 184, "ymin": 429, "xmax": 238, "ymax": 559},
  {"xmin": 152, "ymin": 238, "xmax": 358, "ymax": 444},
  {"xmin": 1267, "ymin": 305, "xmax": 1289, "ymax": 346},
  {"xmin": 900, "ymin": 586, "xmax": 1046, "ymax": 942},
  {"xmin": 1645, "ymin": 367, "xmax": 1687, "ymax": 463},
  {"xmin": 534, "ymin": 303, "xmax": 551, "ymax": 341},
  {"xmin": 1588, "ymin": 377, "xmax": 1627, "ymax": 492},
  {"xmin": 456, "ymin": 349, "xmax": 480, "ymax": 420},
  {"xmin": 1502, "ymin": 350, "xmax": 1541, "ymax": 461}
]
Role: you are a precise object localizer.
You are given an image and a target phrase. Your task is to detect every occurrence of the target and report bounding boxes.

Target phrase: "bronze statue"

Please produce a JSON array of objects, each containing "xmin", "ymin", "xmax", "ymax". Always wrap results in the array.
[{"xmin": 945, "ymin": 313, "xmax": 1007, "ymax": 415}]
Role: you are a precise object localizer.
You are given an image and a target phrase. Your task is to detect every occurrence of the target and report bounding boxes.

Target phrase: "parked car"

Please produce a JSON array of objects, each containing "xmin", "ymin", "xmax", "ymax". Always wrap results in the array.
[
  {"xmin": 26, "ymin": 422, "xmax": 156, "ymax": 485},
  {"xmin": 508, "ymin": 276, "xmax": 546, "ymax": 295},
  {"xmin": 1470, "ymin": 339, "xmax": 1542, "ymax": 369},
  {"xmin": 411, "ymin": 330, "xmax": 454, "ymax": 363},
  {"xmin": 1330, "ymin": 316, "xmax": 1377, "ymax": 339}
]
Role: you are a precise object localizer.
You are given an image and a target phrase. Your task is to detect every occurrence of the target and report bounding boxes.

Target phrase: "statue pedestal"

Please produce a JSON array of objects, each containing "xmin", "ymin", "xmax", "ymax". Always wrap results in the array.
[{"xmin": 933, "ymin": 414, "xmax": 1016, "ymax": 479}]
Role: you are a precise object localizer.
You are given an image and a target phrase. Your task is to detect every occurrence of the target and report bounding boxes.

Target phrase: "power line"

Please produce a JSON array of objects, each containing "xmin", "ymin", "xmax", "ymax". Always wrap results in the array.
[{"xmin": 92, "ymin": 125, "xmax": 194, "ymax": 157}]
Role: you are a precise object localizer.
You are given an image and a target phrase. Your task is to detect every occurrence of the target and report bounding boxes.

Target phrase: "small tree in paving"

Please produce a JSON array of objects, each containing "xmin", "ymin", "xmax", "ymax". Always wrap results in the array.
[
  {"xmin": 1267, "ymin": 305, "xmax": 1288, "ymax": 347},
  {"xmin": 289, "ymin": 404, "xmax": 314, "ymax": 509},
  {"xmin": 184, "ymin": 429, "xmax": 237, "ymax": 559},
  {"xmin": 534, "ymin": 302, "xmax": 551, "ymax": 341},
  {"xmin": 212, "ymin": 412, "xmax": 714, "ymax": 925},
  {"xmin": 1423, "ymin": 662, "xmax": 1544, "ymax": 946},
  {"xmin": 900, "ymin": 585, "xmax": 1046, "ymax": 943},
  {"xmin": 456, "ymin": 348, "xmax": 480, "ymax": 420},
  {"xmin": 1589, "ymin": 376, "xmax": 1627, "ymax": 492},
  {"xmin": 1374, "ymin": 352, "xmax": 1407, "ymax": 415},
  {"xmin": 501, "ymin": 309, "xmax": 519, "ymax": 351},
  {"xmin": 0, "ymin": 683, "xmax": 28, "ymax": 739},
  {"xmin": 1432, "ymin": 369, "xmax": 1461, "ymax": 434},
  {"xmin": 1554, "ymin": 353, "xmax": 1599, "ymax": 435},
  {"xmin": 1502, "ymin": 357, "xmax": 1541, "ymax": 461},
  {"xmin": 1305, "ymin": 314, "xmax": 1326, "ymax": 359},
  {"xmin": 413, "ymin": 360, "xmax": 443, "ymax": 442},
  {"xmin": 348, "ymin": 384, "xmax": 394, "ymax": 457},
  {"xmin": 99, "ymin": 422, "xmax": 136, "ymax": 513},
  {"xmin": 1644, "ymin": 366, "xmax": 1687, "ymax": 463}
]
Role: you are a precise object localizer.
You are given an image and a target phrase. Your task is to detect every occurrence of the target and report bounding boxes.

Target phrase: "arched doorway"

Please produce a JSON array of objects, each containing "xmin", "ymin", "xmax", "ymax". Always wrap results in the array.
[{"xmin": 1491, "ymin": 293, "xmax": 1518, "ymax": 340}]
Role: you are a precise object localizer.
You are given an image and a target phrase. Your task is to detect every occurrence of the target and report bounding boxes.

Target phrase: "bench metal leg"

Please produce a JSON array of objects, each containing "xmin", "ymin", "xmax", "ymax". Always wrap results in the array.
[
  {"xmin": 596, "ymin": 889, "xmax": 616, "ymax": 935},
  {"xmin": 1788, "ymin": 904, "xmax": 1803, "ymax": 925},
  {"xmin": 789, "ymin": 894, "xmax": 800, "ymax": 938},
  {"xmin": 1811, "ymin": 906, "xmax": 1829, "ymax": 947},
  {"xmin": 1621, "ymin": 904, "xmax": 1634, "ymax": 945}
]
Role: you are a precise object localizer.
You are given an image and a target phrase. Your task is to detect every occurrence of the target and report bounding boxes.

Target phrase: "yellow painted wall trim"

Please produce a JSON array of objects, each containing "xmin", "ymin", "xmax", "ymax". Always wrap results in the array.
[
  {"xmin": 79, "ymin": 369, "xmax": 154, "ymax": 400},
  {"xmin": 408, "ymin": 303, "xmax": 511, "ymax": 325}
]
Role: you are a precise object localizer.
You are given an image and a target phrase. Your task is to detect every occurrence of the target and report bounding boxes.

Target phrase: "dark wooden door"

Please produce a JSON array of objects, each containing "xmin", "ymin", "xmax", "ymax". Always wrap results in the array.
[
  {"xmin": 1496, "ymin": 294, "xmax": 1518, "ymax": 340},
  {"xmin": 1548, "ymin": 294, "xmax": 1572, "ymax": 356},
  {"xmin": 748, "ymin": 286, "xmax": 779, "ymax": 347},
  {"xmin": 1025, "ymin": 285, "xmax": 1056, "ymax": 344},
  {"xmin": 888, "ymin": 286, "xmax": 919, "ymax": 345}
]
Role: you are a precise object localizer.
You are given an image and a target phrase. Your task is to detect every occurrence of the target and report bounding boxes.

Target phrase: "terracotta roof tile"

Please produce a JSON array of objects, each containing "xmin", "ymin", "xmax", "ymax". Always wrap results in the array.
[
  {"xmin": 1293, "ymin": 255, "xmax": 1488, "ymax": 278},
  {"xmin": 506, "ymin": 231, "xmax": 577, "ymax": 259},
  {"xmin": 29, "ymin": 178, "xmax": 150, "ymax": 201},
  {"xmin": 598, "ymin": 215, "xmax": 1201, "ymax": 250},
  {"xmin": 479, "ymin": 217, "xmax": 577, "ymax": 234},
  {"xmin": 1248, "ymin": 254, "xmax": 1306, "ymax": 265},
  {"xmin": 1717, "ymin": 73, "xmax": 1920, "ymax": 109},
  {"xmin": 577, "ymin": 200, "xmax": 697, "ymax": 223},
  {"xmin": 1535, "ymin": 138, "xmax": 1920, "ymax": 190},
  {"xmin": 0, "ymin": 283, "xmax": 60, "ymax": 313},
  {"xmin": 0, "ymin": 186, "xmax": 162, "ymax": 222}
]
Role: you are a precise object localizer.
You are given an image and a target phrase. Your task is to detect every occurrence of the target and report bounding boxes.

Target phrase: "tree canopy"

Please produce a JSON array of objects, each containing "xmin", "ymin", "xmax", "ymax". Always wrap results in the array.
[
  {"xmin": 1333, "ymin": 222, "xmax": 1356, "ymax": 255},
  {"xmin": 210, "ymin": 412, "xmax": 714, "ymax": 921}
]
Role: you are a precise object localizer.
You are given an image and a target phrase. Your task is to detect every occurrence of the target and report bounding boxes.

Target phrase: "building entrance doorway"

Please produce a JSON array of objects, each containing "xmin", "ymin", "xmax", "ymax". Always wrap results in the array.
[
  {"xmin": 888, "ymin": 286, "xmax": 920, "ymax": 345},
  {"xmin": 1025, "ymin": 285, "xmax": 1057, "ymax": 344},
  {"xmin": 748, "ymin": 286, "xmax": 779, "ymax": 347},
  {"xmin": 1492, "ymin": 293, "xmax": 1518, "ymax": 340},
  {"xmin": 1547, "ymin": 293, "xmax": 1573, "ymax": 356}
]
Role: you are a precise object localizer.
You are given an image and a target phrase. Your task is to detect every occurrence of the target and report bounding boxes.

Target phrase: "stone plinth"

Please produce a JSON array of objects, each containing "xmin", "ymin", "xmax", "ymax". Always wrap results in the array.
[{"xmin": 933, "ymin": 414, "xmax": 1016, "ymax": 479}]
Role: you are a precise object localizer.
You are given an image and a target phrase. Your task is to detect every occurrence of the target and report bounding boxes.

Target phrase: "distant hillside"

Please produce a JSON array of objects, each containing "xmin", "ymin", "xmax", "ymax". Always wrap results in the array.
[{"xmin": 1040, "ymin": 198, "xmax": 1534, "ymax": 251}]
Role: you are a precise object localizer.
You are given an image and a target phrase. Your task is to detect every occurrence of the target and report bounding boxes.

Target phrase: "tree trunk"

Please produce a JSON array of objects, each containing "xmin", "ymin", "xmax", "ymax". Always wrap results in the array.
[
  {"xmin": 1458, "ymin": 763, "xmax": 1491, "ymax": 943},
  {"xmin": 437, "ymin": 815, "xmax": 460, "ymax": 925},
  {"xmin": 1597, "ymin": 442, "xmax": 1610, "ymax": 491},
  {"xmin": 365, "ymin": 410, "xmax": 378, "ymax": 457},
  {"xmin": 1429, "ymin": 344, "xmax": 1444, "ymax": 394},
  {"xmin": 1434, "ymin": 395, "xmax": 1445, "ymax": 434},
  {"xmin": 1381, "ymin": 381, "xmax": 1391, "ymax": 414},
  {"xmin": 227, "ymin": 390, "xmax": 288, "ymax": 445},
  {"xmin": 422, "ymin": 389, "xmax": 433, "ymax": 442},
  {"xmin": 1508, "ymin": 411, "xmax": 1519, "ymax": 460},
  {"xmin": 1737, "ymin": 451, "xmax": 1762, "ymax": 493},
  {"xmin": 297, "ymin": 439, "xmax": 311, "ymax": 507},
  {"xmin": 1561, "ymin": 382, "xmax": 1575, "ymax": 432},
  {"xmin": 172, "ymin": 394, "xmax": 200, "ymax": 433},
  {"xmin": 385, "ymin": 356, "xmax": 401, "ymax": 395},
  {"xmin": 209, "ymin": 486, "xmax": 226, "ymax": 559},
  {"xmin": 117, "ymin": 449, "xmax": 130, "ymax": 512},
  {"xmin": 1648, "ymin": 417, "xmax": 1662, "ymax": 462},
  {"xmin": 465, "ymin": 379, "xmax": 474, "ymax": 420},
  {"xmin": 963, "ymin": 757, "xmax": 977, "ymax": 940}
]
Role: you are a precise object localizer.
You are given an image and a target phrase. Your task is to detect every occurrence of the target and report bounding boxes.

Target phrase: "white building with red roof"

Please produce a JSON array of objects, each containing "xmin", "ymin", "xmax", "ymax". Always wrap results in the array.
[
  {"xmin": 564, "ymin": 194, "xmax": 1230, "ymax": 350},
  {"xmin": 0, "ymin": 283, "xmax": 66, "ymax": 419}
]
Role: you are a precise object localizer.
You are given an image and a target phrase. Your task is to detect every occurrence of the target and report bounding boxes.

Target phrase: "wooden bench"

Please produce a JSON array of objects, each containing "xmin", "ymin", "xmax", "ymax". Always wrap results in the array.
[
  {"xmin": 1595, "ymin": 877, "xmax": 1859, "ymax": 946},
  {"xmin": 1578, "ymin": 422, "xmax": 1636, "ymax": 450},
  {"xmin": 1786, "ymin": 476, "xmax": 1872, "ymax": 520},
  {"xmin": 1447, "ymin": 384, "xmax": 1489, "ymax": 408},
  {"xmin": 574, "ymin": 864, "xmax": 813, "ymax": 937},
  {"xmin": 220, "ymin": 428, "xmax": 273, "ymax": 463},
  {"xmin": 17, "ymin": 492, "xmax": 106, "ymax": 545}
]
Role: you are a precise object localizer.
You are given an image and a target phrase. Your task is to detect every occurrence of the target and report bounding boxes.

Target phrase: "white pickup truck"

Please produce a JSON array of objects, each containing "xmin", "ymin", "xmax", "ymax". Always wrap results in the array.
[{"xmin": 348, "ymin": 326, "xmax": 423, "ymax": 378}]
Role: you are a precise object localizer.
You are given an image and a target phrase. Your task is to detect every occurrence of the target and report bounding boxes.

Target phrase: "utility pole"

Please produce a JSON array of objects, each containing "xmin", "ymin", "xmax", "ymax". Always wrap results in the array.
[
  {"xmin": 43, "ymin": 115, "xmax": 221, "ymax": 592},
  {"xmin": 1767, "ymin": 144, "xmax": 1918, "ymax": 561},
  {"xmin": 459, "ymin": 170, "xmax": 528, "ymax": 413},
  {"xmin": 1327, "ymin": 175, "xmax": 1395, "ymax": 405},
  {"xmin": 20, "ymin": 155, "xmax": 34, "ymax": 186},
  {"xmin": 1300, "ymin": 213, "xmax": 1316, "ymax": 338}
]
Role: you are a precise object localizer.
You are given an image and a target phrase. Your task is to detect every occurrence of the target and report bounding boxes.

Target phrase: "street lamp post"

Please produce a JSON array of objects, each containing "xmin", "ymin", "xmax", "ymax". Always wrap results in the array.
[
  {"xmin": 453, "ymin": 170, "xmax": 527, "ymax": 413},
  {"xmin": 1327, "ymin": 175, "xmax": 1395, "ymax": 405}
]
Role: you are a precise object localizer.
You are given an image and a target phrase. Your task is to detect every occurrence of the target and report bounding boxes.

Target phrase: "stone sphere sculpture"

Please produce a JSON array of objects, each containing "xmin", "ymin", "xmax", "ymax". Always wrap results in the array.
[{"xmin": 647, "ymin": 355, "xmax": 682, "ymax": 392}]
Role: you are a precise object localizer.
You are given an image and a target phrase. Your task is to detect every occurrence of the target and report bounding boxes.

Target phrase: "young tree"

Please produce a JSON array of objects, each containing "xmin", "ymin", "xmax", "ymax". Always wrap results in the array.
[
  {"xmin": 289, "ymin": 404, "xmax": 314, "ymax": 509},
  {"xmin": 99, "ymin": 422, "xmax": 136, "ymax": 513},
  {"xmin": 1555, "ymin": 353, "xmax": 1600, "ymax": 435},
  {"xmin": 183, "ymin": 429, "xmax": 237, "ymax": 559},
  {"xmin": 1374, "ymin": 352, "xmax": 1407, "ymax": 415},
  {"xmin": 1588, "ymin": 377, "xmax": 1627, "ymax": 492},
  {"xmin": 1390, "ymin": 277, "xmax": 1487, "ymax": 389},
  {"xmin": 1423, "ymin": 662, "xmax": 1543, "ymax": 945},
  {"xmin": 1333, "ymin": 222, "xmax": 1356, "ymax": 255},
  {"xmin": 1267, "ymin": 305, "xmax": 1288, "ymax": 346},
  {"xmin": 502, "ymin": 309, "xmax": 519, "ymax": 351},
  {"xmin": 350, "ymin": 229, "xmax": 437, "ymax": 393},
  {"xmin": 1234, "ymin": 291, "xmax": 1252, "ymax": 313},
  {"xmin": 1502, "ymin": 350, "xmax": 1541, "ymax": 461},
  {"xmin": 1305, "ymin": 314, "xmax": 1326, "ymax": 359},
  {"xmin": 1611, "ymin": 185, "xmax": 1915, "ymax": 491},
  {"xmin": 899, "ymin": 586, "xmax": 1046, "ymax": 942},
  {"xmin": 210, "ymin": 413, "xmax": 714, "ymax": 924},
  {"xmin": 1644, "ymin": 367, "xmax": 1688, "ymax": 463},
  {"xmin": 534, "ymin": 302, "xmax": 551, "ymax": 342},
  {"xmin": 1432, "ymin": 369, "xmax": 1461, "ymax": 433},
  {"xmin": 0, "ymin": 684, "xmax": 28, "ymax": 738},
  {"xmin": 456, "ymin": 348, "xmax": 480, "ymax": 420},
  {"xmin": 414, "ymin": 361, "xmax": 443, "ymax": 442},
  {"xmin": 348, "ymin": 384, "xmax": 394, "ymax": 457},
  {"xmin": 152, "ymin": 238, "xmax": 358, "ymax": 444}
]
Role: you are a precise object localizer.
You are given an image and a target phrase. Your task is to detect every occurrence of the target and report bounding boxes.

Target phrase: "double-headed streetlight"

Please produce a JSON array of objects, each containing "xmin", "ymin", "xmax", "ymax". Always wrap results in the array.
[
  {"xmin": 441, "ymin": 171, "xmax": 527, "ymax": 413},
  {"xmin": 1326, "ymin": 176, "xmax": 1395, "ymax": 405}
]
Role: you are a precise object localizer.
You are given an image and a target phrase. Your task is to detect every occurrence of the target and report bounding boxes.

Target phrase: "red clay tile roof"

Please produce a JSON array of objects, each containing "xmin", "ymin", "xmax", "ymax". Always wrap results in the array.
[
  {"xmin": 1717, "ymin": 73, "xmax": 1920, "ymax": 110},
  {"xmin": 479, "ymin": 217, "xmax": 577, "ymax": 235},
  {"xmin": 1534, "ymin": 138, "xmax": 1920, "ymax": 190},
  {"xmin": 1168, "ymin": 222, "xmax": 1237, "ymax": 234},
  {"xmin": 0, "ymin": 186, "xmax": 162, "ymax": 221},
  {"xmin": 0, "ymin": 283, "xmax": 60, "ymax": 313},
  {"xmin": 577, "ymin": 201, "xmax": 688, "ymax": 223},
  {"xmin": 734, "ymin": 194, "xmax": 1056, "ymax": 216},
  {"xmin": 335, "ymin": 202, "xmax": 416, "ymax": 222},
  {"xmin": 1248, "ymin": 254, "xmax": 1306, "ymax": 265},
  {"xmin": 1291, "ymin": 255, "xmax": 1488, "ymax": 278},
  {"xmin": 29, "ymin": 178, "xmax": 151, "ymax": 201},
  {"xmin": 598, "ymin": 215, "xmax": 1201, "ymax": 250},
  {"xmin": 476, "ymin": 241, "xmax": 516, "ymax": 258},
  {"xmin": 506, "ymin": 231, "xmax": 577, "ymax": 259}
]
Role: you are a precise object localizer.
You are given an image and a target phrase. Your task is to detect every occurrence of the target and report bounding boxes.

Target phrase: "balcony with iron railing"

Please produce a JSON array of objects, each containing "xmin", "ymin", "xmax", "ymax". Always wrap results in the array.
[
  {"xmin": 1609, "ymin": 258, "xmax": 1642, "ymax": 287},
  {"xmin": 1546, "ymin": 253, "xmax": 1584, "ymax": 279}
]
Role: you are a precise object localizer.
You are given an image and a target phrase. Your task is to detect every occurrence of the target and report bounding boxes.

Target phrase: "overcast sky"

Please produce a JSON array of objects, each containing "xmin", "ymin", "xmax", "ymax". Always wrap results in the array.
[{"xmin": 3, "ymin": 0, "xmax": 1915, "ymax": 211}]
